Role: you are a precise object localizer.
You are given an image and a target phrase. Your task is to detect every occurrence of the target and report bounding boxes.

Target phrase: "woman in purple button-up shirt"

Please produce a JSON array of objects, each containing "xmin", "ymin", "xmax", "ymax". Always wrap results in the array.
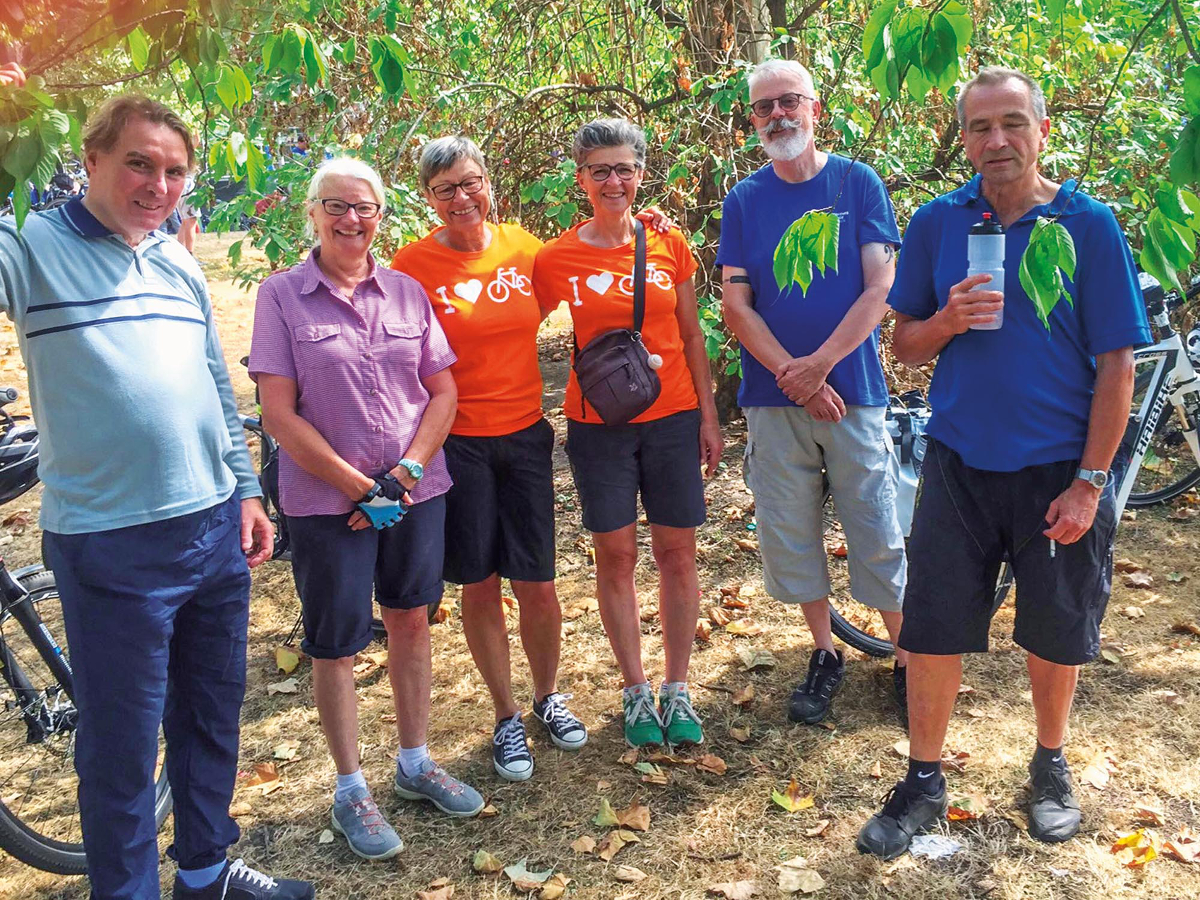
[{"xmin": 249, "ymin": 159, "xmax": 484, "ymax": 859}]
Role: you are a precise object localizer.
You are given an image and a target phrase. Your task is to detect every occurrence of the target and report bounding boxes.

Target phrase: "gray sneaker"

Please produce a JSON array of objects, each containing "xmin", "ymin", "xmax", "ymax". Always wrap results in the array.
[
  {"xmin": 393, "ymin": 760, "xmax": 485, "ymax": 817},
  {"xmin": 330, "ymin": 785, "xmax": 403, "ymax": 860}
]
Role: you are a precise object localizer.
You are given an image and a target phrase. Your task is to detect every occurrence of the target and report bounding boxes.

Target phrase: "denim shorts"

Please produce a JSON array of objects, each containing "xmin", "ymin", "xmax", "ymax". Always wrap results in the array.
[
  {"xmin": 286, "ymin": 494, "xmax": 445, "ymax": 659},
  {"xmin": 442, "ymin": 418, "xmax": 556, "ymax": 584},
  {"xmin": 898, "ymin": 438, "xmax": 1118, "ymax": 665},
  {"xmin": 566, "ymin": 408, "xmax": 706, "ymax": 533},
  {"xmin": 743, "ymin": 405, "xmax": 905, "ymax": 612}
]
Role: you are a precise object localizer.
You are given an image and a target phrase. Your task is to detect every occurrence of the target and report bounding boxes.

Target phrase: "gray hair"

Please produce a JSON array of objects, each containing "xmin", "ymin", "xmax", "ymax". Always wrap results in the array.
[
  {"xmin": 304, "ymin": 157, "xmax": 387, "ymax": 240},
  {"xmin": 747, "ymin": 59, "xmax": 817, "ymax": 98},
  {"xmin": 418, "ymin": 136, "xmax": 488, "ymax": 190},
  {"xmin": 957, "ymin": 67, "xmax": 1047, "ymax": 127},
  {"xmin": 571, "ymin": 118, "xmax": 647, "ymax": 168}
]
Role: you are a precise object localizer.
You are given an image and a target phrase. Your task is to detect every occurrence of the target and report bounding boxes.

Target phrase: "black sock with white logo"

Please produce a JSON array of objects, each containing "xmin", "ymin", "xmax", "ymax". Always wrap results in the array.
[
  {"xmin": 1033, "ymin": 742, "xmax": 1066, "ymax": 770},
  {"xmin": 905, "ymin": 757, "xmax": 944, "ymax": 795}
]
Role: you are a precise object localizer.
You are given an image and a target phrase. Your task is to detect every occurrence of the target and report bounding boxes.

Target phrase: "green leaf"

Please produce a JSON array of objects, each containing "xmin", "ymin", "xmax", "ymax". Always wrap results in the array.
[
  {"xmin": 340, "ymin": 36, "xmax": 357, "ymax": 66},
  {"xmin": 229, "ymin": 239, "xmax": 243, "ymax": 268},
  {"xmin": 862, "ymin": 0, "xmax": 899, "ymax": 71},
  {"xmin": 262, "ymin": 35, "xmax": 281, "ymax": 72},
  {"xmin": 1046, "ymin": 0, "xmax": 1067, "ymax": 20},
  {"xmin": 939, "ymin": 0, "xmax": 974, "ymax": 50},
  {"xmin": 215, "ymin": 65, "xmax": 239, "ymax": 111},
  {"xmin": 1170, "ymin": 118, "xmax": 1200, "ymax": 187},
  {"xmin": 246, "ymin": 143, "xmax": 267, "ymax": 193},
  {"xmin": 890, "ymin": 8, "xmax": 928, "ymax": 72},
  {"xmin": 282, "ymin": 28, "xmax": 303, "ymax": 72},
  {"xmin": 906, "ymin": 65, "xmax": 932, "ymax": 102},
  {"xmin": 228, "ymin": 132, "xmax": 249, "ymax": 168},
  {"xmin": 38, "ymin": 109, "xmax": 70, "ymax": 145},
  {"xmin": 127, "ymin": 26, "xmax": 150, "ymax": 72},
  {"xmin": 1148, "ymin": 208, "xmax": 1196, "ymax": 270},
  {"xmin": 1156, "ymin": 187, "xmax": 1199, "ymax": 231},
  {"xmin": 2, "ymin": 133, "xmax": 40, "ymax": 183},
  {"xmin": 30, "ymin": 146, "xmax": 59, "ymax": 190},
  {"xmin": 1185, "ymin": 66, "xmax": 1200, "ymax": 117},
  {"xmin": 1019, "ymin": 219, "xmax": 1077, "ymax": 330},
  {"xmin": 300, "ymin": 28, "xmax": 327, "ymax": 87},
  {"xmin": 12, "ymin": 182, "xmax": 29, "ymax": 229},
  {"xmin": 921, "ymin": 14, "xmax": 959, "ymax": 81},
  {"xmin": 1140, "ymin": 224, "xmax": 1183, "ymax": 293}
]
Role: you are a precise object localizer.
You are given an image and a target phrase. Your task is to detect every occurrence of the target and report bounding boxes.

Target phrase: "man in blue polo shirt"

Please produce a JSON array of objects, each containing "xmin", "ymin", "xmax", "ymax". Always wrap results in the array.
[
  {"xmin": 856, "ymin": 67, "xmax": 1150, "ymax": 859},
  {"xmin": 718, "ymin": 58, "xmax": 908, "ymax": 726},
  {"xmin": 0, "ymin": 90, "xmax": 314, "ymax": 899}
]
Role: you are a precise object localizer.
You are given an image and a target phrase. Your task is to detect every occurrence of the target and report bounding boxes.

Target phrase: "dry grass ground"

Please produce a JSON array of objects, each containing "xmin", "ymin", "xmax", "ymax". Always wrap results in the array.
[{"xmin": 2, "ymin": 232, "xmax": 1199, "ymax": 899}]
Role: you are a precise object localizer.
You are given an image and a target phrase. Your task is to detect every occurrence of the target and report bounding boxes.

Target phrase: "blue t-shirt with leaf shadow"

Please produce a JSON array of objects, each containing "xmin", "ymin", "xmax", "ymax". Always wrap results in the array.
[
  {"xmin": 888, "ymin": 176, "xmax": 1151, "ymax": 472},
  {"xmin": 716, "ymin": 155, "xmax": 901, "ymax": 408}
]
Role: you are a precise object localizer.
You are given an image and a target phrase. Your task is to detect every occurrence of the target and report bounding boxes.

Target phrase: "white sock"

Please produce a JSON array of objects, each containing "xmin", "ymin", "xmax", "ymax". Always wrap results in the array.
[
  {"xmin": 397, "ymin": 744, "xmax": 431, "ymax": 778},
  {"xmin": 623, "ymin": 681, "xmax": 652, "ymax": 699},
  {"xmin": 334, "ymin": 769, "xmax": 367, "ymax": 802},
  {"xmin": 661, "ymin": 681, "xmax": 687, "ymax": 695}
]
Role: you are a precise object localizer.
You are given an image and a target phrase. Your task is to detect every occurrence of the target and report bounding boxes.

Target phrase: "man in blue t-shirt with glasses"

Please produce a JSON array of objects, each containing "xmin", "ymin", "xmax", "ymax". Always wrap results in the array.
[
  {"xmin": 718, "ymin": 58, "xmax": 908, "ymax": 727},
  {"xmin": 856, "ymin": 67, "xmax": 1150, "ymax": 859}
]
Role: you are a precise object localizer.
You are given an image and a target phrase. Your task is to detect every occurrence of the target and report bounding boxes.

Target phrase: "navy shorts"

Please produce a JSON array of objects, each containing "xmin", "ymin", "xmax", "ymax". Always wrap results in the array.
[
  {"xmin": 286, "ymin": 494, "xmax": 445, "ymax": 659},
  {"xmin": 899, "ymin": 438, "xmax": 1119, "ymax": 666},
  {"xmin": 442, "ymin": 418, "xmax": 556, "ymax": 584},
  {"xmin": 566, "ymin": 408, "xmax": 706, "ymax": 533}
]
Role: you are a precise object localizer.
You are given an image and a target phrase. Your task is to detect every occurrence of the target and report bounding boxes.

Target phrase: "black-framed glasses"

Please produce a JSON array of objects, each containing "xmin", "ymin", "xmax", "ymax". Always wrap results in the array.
[
  {"xmin": 577, "ymin": 163, "xmax": 641, "ymax": 182},
  {"xmin": 428, "ymin": 176, "xmax": 486, "ymax": 201},
  {"xmin": 318, "ymin": 198, "xmax": 382, "ymax": 218},
  {"xmin": 747, "ymin": 92, "xmax": 816, "ymax": 118}
]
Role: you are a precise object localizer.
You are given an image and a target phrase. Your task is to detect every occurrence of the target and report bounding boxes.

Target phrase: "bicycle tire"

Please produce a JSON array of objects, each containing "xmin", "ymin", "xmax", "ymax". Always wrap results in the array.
[
  {"xmin": 242, "ymin": 419, "xmax": 289, "ymax": 560},
  {"xmin": 0, "ymin": 569, "xmax": 171, "ymax": 875},
  {"xmin": 1126, "ymin": 371, "xmax": 1200, "ymax": 507}
]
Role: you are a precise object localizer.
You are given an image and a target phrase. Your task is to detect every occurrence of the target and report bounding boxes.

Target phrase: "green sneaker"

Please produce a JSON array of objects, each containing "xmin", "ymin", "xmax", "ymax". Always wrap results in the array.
[
  {"xmin": 622, "ymin": 683, "xmax": 665, "ymax": 747},
  {"xmin": 659, "ymin": 683, "xmax": 703, "ymax": 747}
]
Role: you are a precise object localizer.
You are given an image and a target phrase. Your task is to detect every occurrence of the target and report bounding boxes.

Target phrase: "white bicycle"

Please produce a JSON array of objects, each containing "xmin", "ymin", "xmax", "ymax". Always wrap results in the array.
[{"xmin": 828, "ymin": 271, "xmax": 1200, "ymax": 657}]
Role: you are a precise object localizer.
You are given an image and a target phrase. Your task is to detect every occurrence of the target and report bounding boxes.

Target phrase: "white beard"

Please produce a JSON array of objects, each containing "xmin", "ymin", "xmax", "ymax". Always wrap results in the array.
[{"xmin": 759, "ymin": 122, "xmax": 812, "ymax": 161}]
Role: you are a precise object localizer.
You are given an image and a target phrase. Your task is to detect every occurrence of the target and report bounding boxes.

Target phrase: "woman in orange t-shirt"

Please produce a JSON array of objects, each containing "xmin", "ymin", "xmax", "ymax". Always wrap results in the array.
[{"xmin": 532, "ymin": 118, "xmax": 723, "ymax": 750}]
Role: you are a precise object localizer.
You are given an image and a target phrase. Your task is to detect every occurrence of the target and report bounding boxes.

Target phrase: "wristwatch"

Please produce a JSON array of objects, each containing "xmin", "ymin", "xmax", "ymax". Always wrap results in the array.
[
  {"xmin": 1076, "ymin": 467, "xmax": 1108, "ymax": 490},
  {"xmin": 397, "ymin": 458, "xmax": 424, "ymax": 482}
]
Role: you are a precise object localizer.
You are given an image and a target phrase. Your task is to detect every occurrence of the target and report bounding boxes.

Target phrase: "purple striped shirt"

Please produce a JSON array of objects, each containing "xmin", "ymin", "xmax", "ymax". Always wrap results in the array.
[{"xmin": 248, "ymin": 249, "xmax": 456, "ymax": 516}]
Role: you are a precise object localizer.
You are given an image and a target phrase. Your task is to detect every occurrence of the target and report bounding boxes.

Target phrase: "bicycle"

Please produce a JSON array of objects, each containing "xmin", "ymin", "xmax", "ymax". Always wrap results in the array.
[
  {"xmin": 826, "ymin": 271, "xmax": 1200, "ymax": 657},
  {"xmin": 485, "ymin": 266, "xmax": 533, "ymax": 303},
  {"xmin": 0, "ymin": 388, "xmax": 171, "ymax": 875}
]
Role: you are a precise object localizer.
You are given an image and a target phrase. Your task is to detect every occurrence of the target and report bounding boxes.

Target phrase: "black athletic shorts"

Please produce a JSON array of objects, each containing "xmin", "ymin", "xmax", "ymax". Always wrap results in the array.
[
  {"xmin": 286, "ymin": 494, "xmax": 445, "ymax": 659},
  {"xmin": 899, "ymin": 438, "xmax": 1119, "ymax": 666},
  {"xmin": 566, "ymin": 408, "xmax": 707, "ymax": 533},
  {"xmin": 442, "ymin": 418, "xmax": 556, "ymax": 585}
]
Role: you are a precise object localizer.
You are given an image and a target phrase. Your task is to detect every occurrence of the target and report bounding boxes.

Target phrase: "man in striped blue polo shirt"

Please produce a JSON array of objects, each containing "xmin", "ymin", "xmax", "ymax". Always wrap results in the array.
[{"xmin": 0, "ymin": 92, "xmax": 314, "ymax": 900}]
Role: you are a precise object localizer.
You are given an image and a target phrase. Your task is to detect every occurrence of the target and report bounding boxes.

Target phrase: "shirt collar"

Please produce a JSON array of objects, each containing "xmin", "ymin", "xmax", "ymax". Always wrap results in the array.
[
  {"xmin": 61, "ymin": 196, "xmax": 113, "ymax": 238},
  {"xmin": 300, "ymin": 246, "xmax": 382, "ymax": 296},
  {"xmin": 950, "ymin": 174, "xmax": 1086, "ymax": 220}
]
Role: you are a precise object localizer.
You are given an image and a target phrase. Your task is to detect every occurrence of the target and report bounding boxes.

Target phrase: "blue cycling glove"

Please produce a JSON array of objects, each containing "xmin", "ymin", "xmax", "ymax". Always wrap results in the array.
[{"xmin": 355, "ymin": 474, "xmax": 408, "ymax": 529}]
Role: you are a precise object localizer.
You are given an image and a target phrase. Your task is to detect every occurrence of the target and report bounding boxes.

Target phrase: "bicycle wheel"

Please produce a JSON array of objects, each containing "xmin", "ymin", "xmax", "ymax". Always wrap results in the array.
[
  {"xmin": 242, "ymin": 418, "xmax": 289, "ymax": 559},
  {"xmin": 0, "ymin": 569, "xmax": 171, "ymax": 875},
  {"xmin": 824, "ymin": 496, "xmax": 1016, "ymax": 657},
  {"xmin": 1126, "ymin": 370, "xmax": 1200, "ymax": 507}
]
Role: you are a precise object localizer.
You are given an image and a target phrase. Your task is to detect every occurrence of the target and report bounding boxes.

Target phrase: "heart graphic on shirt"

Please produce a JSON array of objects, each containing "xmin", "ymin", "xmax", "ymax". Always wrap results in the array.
[
  {"xmin": 453, "ymin": 279, "xmax": 484, "ymax": 304},
  {"xmin": 585, "ymin": 272, "xmax": 614, "ymax": 295}
]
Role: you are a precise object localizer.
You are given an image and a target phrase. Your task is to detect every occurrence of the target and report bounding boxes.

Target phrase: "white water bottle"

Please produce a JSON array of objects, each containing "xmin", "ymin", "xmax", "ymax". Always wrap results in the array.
[{"xmin": 967, "ymin": 212, "xmax": 1005, "ymax": 330}]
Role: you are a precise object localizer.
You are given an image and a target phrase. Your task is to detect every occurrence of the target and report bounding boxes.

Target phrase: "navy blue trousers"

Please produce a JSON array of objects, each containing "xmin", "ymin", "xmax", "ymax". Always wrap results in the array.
[{"xmin": 44, "ymin": 495, "xmax": 250, "ymax": 900}]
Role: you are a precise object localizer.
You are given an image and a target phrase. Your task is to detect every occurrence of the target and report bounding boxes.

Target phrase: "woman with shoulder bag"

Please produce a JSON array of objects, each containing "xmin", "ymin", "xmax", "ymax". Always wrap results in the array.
[{"xmin": 532, "ymin": 118, "xmax": 724, "ymax": 748}]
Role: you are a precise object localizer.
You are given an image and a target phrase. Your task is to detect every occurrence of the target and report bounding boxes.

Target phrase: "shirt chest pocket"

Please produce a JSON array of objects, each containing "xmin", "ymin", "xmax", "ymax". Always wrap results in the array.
[
  {"xmin": 377, "ymin": 321, "xmax": 423, "ymax": 371},
  {"xmin": 293, "ymin": 323, "xmax": 347, "ymax": 371}
]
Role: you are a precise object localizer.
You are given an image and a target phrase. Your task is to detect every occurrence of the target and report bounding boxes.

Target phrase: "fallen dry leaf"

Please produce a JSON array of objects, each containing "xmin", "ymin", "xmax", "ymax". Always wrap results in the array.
[
  {"xmin": 266, "ymin": 677, "xmax": 298, "ymax": 695},
  {"xmin": 275, "ymin": 646, "xmax": 300, "ymax": 675},
  {"xmin": 1001, "ymin": 808, "xmax": 1029, "ymax": 832},
  {"xmin": 730, "ymin": 724, "xmax": 751, "ymax": 743},
  {"xmin": 891, "ymin": 739, "xmax": 910, "ymax": 758},
  {"xmin": 1111, "ymin": 829, "xmax": 1158, "ymax": 867},
  {"xmin": 695, "ymin": 620, "xmax": 713, "ymax": 642},
  {"xmin": 504, "ymin": 858, "xmax": 553, "ymax": 891},
  {"xmin": 805, "ymin": 820, "xmax": 831, "ymax": 837},
  {"xmin": 617, "ymin": 802, "xmax": 650, "ymax": 831},
  {"xmin": 570, "ymin": 835, "xmax": 596, "ymax": 855},
  {"xmin": 613, "ymin": 865, "xmax": 647, "ymax": 882},
  {"xmin": 707, "ymin": 880, "xmax": 758, "ymax": 899},
  {"xmin": 1151, "ymin": 689, "xmax": 1185, "ymax": 708},
  {"xmin": 941, "ymin": 749, "xmax": 970, "ymax": 773},
  {"xmin": 244, "ymin": 762, "xmax": 278, "ymax": 788},
  {"xmin": 709, "ymin": 606, "xmax": 733, "ymax": 626},
  {"xmin": 540, "ymin": 874, "xmax": 571, "ymax": 900},
  {"xmin": 830, "ymin": 543, "xmax": 848, "ymax": 558},
  {"xmin": 1171, "ymin": 621, "xmax": 1200, "ymax": 636},
  {"xmin": 737, "ymin": 648, "xmax": 777, "ymax": 670},
  {"xmin": 734, "ymin": 537, "xmax": 759, "ymax": 552},
  {"xmin": 731, "ymin": 683, "xmax": 756, "ymax": 709},
  {"xmin": 771, "ymin": 778, "xmax": 814, "ymax": 813},
  {"xmin": 1121, "ymin": 605, "xmax": 1146, "ymax": 619},
  {"xmin": 430, "ymin": 601, "xmax": 450, "ymax": 624},
  {"xmin": 502, "ymin": 595, "xmax": 517, "ymax": 611},
  {"xmin": 417, "ymin": 885, "xmax": 454, "ymax": 900},
  {"xmin": 1100, "ymin": 646, "xmax": 1124, "ymax": 664},
  {"xmin": 229, "ymin": 801, "xmax": 253, "ymax": 817},
  {"xmin": 640, "ymin": 606, "xmax": 659, "ymax": 622},
  {"xmin": 947, "ymin": 792, "xmax": 989, "ymax": 821},
  {"xmin": 722, "ymin": 595, "xmax": 750, "ymax": 610},
  {"xmin": 696, "ymin": 754, "xmax": 727, "ymax": 776},
  {"xmin": 778, "ymin": 861, "xmax": 824, "ymax": 895},
  {"xmin": 318, "ymin": 829, "xmax": 333, "ymax": 844},
  {"xmin": 1124, "ymin": 571, "xmax": 1154, "ymax": 589},
  {"xmin": 597, "ymin": 831, "xmax": 631, "ymax": 862},
  {"xmin": 472, "ymin": 850, "xmax": 504, "ymax": 874},
  {"xmin": 1132, "ymin": 805, "xmax": 1165, "ymax": 826},
  {"xmin": 478, "ymin": 803, "xmax": 498, "ymax": 818},
  {"xmin": 725, "ymin": 618, "xmax": 765, "ymax": 636},
  {"xmin": 1164, "ymin": 826, "xmax": 1200, "ymax": 863},
  {"xmin": 360, "ymin": 650, "xmax": 388, "ymax": 668},
  {"xmin": 1114, "ymin": 558, "xmax": 1143, "ymax": 573},
  {"xmin": 1081, "ymin": 749, "xmax": 1114, "ymax": 790},
  {"xmin": 619, "ymin": 748, "xmax": 639, "ymax": 766},
  {"xmin": 1167, "ymin": 571, "xmax": 1188, "ymax": 583},
  {"xmin": 869, "ymin": 760, "xmax": 883, "ymax": 779},
  {"xmin": 272, "ymin": 740, "xmax": 299, "ymax": 761}
]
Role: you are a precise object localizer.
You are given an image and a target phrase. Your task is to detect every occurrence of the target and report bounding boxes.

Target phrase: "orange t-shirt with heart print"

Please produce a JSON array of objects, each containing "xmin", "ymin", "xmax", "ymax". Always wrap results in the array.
[
  {"xmin": 391, "ymin": 222, "xmax": 545, "ymax": 437},
  {"xmin": 532, "ymin": 222, "xmax": 700, "ymax": 424}
]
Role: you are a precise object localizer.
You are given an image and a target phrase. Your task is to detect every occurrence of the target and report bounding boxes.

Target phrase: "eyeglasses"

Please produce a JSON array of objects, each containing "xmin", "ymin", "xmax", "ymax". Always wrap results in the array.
[
  {"xmin": 577, "ymin": 163, "xmax": 641, "ymax": 182},
  {"xmin": 428, "ymin": 176, "xmax": 486, "ymax": 201},
  {"xmin": 747, "ymin": 92, "xmax": 817, "ymax": 118},
  {"xmin": 318, "ymin": 198, "xmax": 382, "ymax": 218}
]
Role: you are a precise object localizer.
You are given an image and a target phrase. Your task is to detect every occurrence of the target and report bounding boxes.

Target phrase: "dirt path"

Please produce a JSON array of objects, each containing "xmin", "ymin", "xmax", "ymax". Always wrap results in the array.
[{"xmin": 2, "ymin": 234, "xmax": 1199, "ymax": 899}]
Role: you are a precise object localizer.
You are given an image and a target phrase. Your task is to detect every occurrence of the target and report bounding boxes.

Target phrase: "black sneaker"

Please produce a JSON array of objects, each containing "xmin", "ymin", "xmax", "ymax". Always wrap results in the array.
[
  {"xmin": 787, "ymin": 649, "xmax": 845, "ymax": 724},
  {"xmin": 1028, "ymin": 755, "xmax": 1081, "ymax": 843},
  {"xmin": 856, "ymin": 780, "xmax": 949, "ymax": 860},
  {"xmin": 532, "ymin": 691, "xmax": 588, "ymax": 749},
  {"xmin": 493, "ymin": 712, "xmax": 534, "ymax": 781},
  {"xmin": 172, "ymin": 859, "xmax": 314, "ymax": 899},
  {"xmin": 893, "ymin": 663, "xmax": 908, "ymax": 727}
]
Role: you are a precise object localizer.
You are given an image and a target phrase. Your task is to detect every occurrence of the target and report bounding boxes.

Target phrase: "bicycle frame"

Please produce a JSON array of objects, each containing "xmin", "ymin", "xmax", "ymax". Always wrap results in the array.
[{"xmin": 1119, "ymin": 301, "xmax": 1200, "ymax": 513}]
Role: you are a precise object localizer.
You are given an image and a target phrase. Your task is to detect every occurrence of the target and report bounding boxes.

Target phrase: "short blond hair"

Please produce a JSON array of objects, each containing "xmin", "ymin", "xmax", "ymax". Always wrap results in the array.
[{"xmin": 82, "ymin": 94, "xmax": 196, "ymax": 168}]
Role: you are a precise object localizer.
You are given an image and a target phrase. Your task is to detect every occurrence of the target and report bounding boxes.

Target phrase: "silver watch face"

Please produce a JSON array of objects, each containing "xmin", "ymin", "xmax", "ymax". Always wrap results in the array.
[{"xmin": 1085, "ymin": 470, "xmax": 1107, "ymax": 488}]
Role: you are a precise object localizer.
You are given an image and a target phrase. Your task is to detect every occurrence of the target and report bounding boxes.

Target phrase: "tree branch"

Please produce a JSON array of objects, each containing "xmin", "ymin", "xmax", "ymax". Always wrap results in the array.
[
  {"xmin": 785, "ymin": 0, "xmax": 827, "ymax": 33},
  {"xmin": 1171, "ymin": 0, "xmax": 1200, "ymax": 66}
]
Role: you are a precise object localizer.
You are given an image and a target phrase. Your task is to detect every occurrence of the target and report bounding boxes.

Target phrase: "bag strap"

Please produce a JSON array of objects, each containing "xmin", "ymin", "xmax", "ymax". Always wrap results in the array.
[{"xmin": 632, "ymin": 218, "xmax": 646, "ymax": 335}]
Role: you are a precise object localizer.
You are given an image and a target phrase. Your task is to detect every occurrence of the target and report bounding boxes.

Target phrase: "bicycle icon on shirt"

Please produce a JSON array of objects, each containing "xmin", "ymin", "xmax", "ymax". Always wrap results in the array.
[
  {"xmin": 618, "ymin": 263, "xmax": 673, "ymax": 295},
  {"xmin": 486, "ymin": 267, "xmax": 532, "ymax": 303}
]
